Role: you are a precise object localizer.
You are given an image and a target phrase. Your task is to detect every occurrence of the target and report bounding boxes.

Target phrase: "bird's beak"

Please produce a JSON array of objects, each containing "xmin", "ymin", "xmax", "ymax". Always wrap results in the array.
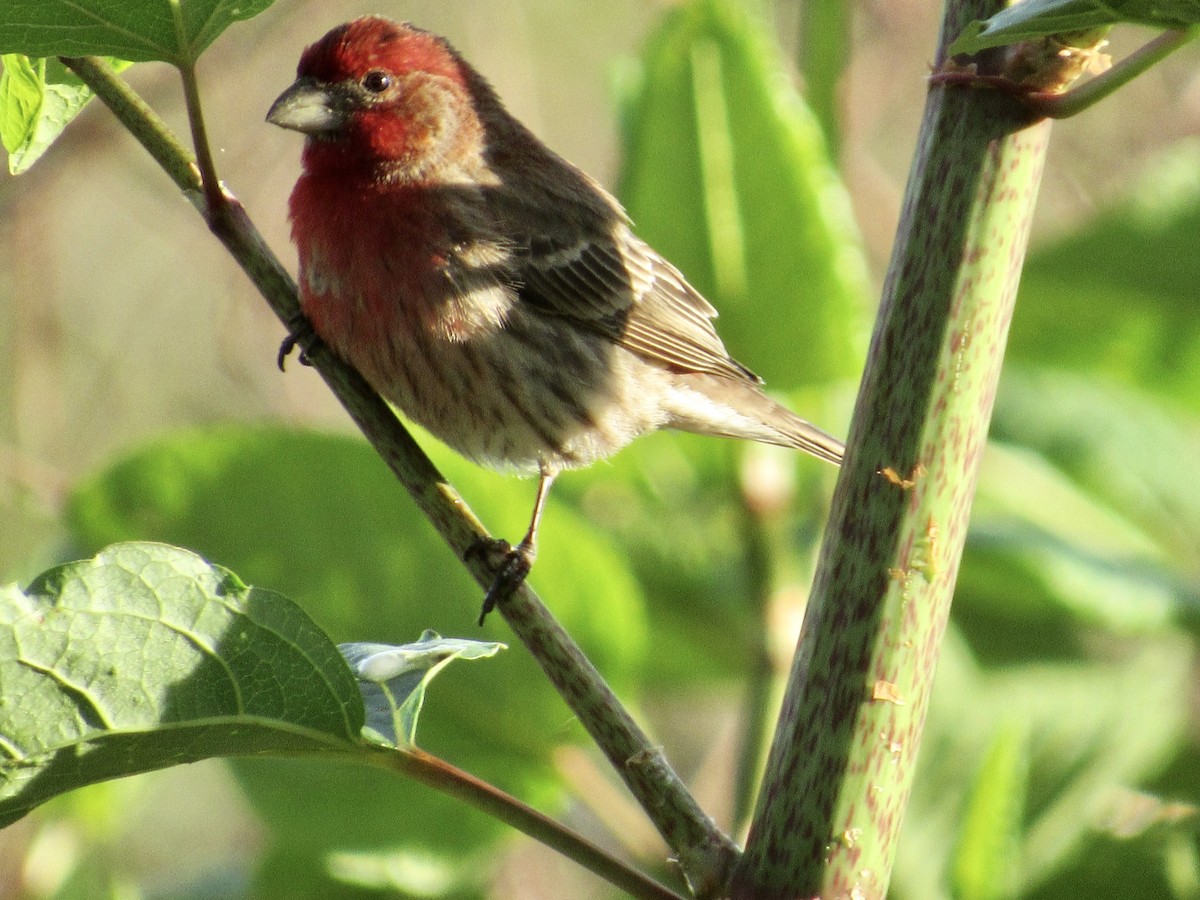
[{"xmin": 266, "ymin": 77, "xmax": 348, "ymax": 135}]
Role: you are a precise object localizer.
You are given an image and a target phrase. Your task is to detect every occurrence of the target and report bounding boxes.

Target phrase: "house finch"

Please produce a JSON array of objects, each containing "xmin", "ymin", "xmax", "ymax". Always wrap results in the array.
[{"xmin": 267, "ymin": 16, "xmax": 844, "ymax": 619}]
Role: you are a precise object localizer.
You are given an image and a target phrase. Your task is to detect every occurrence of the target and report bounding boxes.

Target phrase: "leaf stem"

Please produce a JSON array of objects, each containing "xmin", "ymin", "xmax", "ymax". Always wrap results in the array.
[
  {"xmin": 1030, "ymin": 26, "xmax": 1199, "ymax": 119},
  {"xmin": 167, "ymin": 0, "xmax": 225, "ymax": 218},
  {"xmin": 58, "ymin": 56, "xmax": 199, "ymax": 194},
  {"xmin": 59, "ymin": 54, "xmax": 737, "ymax": 895},
  {"xmin": 931, "ymin": 27, "xmax": 1199, "ymax": 120},
  {"xmin": 361, "ymin": 746, "xmax": 688, "ymax": 900},
  {"xmin": 176, "ymin": 59, "xmax": 226, "ymax": 218}
]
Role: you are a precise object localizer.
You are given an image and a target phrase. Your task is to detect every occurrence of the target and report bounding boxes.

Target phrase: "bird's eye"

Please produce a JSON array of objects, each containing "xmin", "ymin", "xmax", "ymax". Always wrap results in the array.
[{"xmin": 361, "ymin": 70, "xmax": 392, "ymax": 93}]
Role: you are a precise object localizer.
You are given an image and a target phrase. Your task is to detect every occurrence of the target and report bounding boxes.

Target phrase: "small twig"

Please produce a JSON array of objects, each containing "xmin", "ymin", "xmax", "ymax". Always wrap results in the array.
[
  {"xmin": 59, "ymin": 54, "xmax": 738, "ymax": 894},
  {"xmin": 932, "ymin": 27, "xmax": 1199, "ymax": 120},
  {"xmin": 1031, "ymin": 27, "xmax": 1198, "ymax": 119},
  {"xmin": 177, "ymin": 59, "xmax": 227, "ymax": 219},
  {"xmin": 498, "ymin": 586, "xmax": 739, "ymax": 897},
  {"xmin": 360, "ymin": 745, "xmax": 688, "ymax": 900},
  {"xmin": 168, "ymin": 2, "xmax": 226, "ymax": 219}
]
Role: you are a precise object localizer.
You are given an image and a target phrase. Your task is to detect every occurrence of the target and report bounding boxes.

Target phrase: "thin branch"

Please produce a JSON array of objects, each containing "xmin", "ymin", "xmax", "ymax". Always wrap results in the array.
[
  {"xmin": 930, "ymin": 27, "xmax": 1199, "ymax": 120},
  {"xmin": 1031, "ymin": 27, "xmax": 1198, "ymax": 119},
  {"xmin": 58, "ymin": 57, "xmax": 199, "ymax": 193},
  {"xmin": 360, "ymin": 745, "xmax": 688, "ymax": 900},
  {"xmin": 177, "ymin": 59, "xmax": 226, "ymax": 218},
  {"xmin": 59, "ymin": 54, "xmax": 738, "ymax": 896},
  {"xmin": 169, "ymin": 0, "xmax": 225, "ymax": 217}
]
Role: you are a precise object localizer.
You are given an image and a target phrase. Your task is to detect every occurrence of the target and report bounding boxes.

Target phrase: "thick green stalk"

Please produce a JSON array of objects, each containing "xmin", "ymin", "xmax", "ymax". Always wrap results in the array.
[{"xmin": 732, "ymin": 1, "xmax": 1050, "ymax": 895}]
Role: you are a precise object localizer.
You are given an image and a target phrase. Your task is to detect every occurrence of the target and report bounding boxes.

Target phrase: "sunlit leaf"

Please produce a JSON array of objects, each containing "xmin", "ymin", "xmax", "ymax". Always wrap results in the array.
[
  {"xmin": 951, "ymin": 0, "xmax": 1200, "ymax": 55},
  {"xmin": 0, "ymin": 55, "xmax": 130, "ymax": 174},
  {"xmin": 952, "ymin": 723, "xmax": 1027, "ymax": 900},
  {"xmin": 894, "ymin": 631, "xmax": 1192, "ymax": 898},
  {"xmin": 0, "ymin": 542, "xmax": 362, "ymax": 827},
  {"xmin": 0, "ymin": 0, "xmax": 275, "ymax": 64},
  {"xmin": 342, "ymin": 633, "xmax": 505, "ymax": 746},
  {"xmin": 618, "ymin": 0, "xmax": 869, "ymax": 388},
  {"xmin": 66, "ymin": 424, "xmax": 646, "ymax": 864}
]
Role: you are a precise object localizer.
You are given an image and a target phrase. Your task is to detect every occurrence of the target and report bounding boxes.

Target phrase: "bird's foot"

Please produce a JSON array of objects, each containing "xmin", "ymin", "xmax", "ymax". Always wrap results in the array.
[
  {"xmin": 468, "ymin": 537, "xmax": 535, "ymax": 625},
  {"xmin": 278, "ymin": 315, "xmax": 321, "ymax": 370}
]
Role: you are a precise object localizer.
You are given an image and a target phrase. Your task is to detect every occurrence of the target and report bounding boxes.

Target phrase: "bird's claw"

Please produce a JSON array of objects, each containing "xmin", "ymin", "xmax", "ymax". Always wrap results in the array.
[
  {"xmin": 468, "ymin": 537, "xmax": 534, "ymax": 625},
  {"xmin": 278, "ymin": 316, "xmax": 320, "ymax": 370}
]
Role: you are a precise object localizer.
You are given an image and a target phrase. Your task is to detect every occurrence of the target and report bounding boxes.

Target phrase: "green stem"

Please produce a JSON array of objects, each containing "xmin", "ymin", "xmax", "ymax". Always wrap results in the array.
[
  {"xmin": 58, "ymin": 54, "xmax": 737, "ymax": 896},
  {"xmin": 361, "ymin": 746, "xmax": 687, "ymax": 900},
  {"xmin": 58, "ymin": 57, "xmax": 199, "ymax": 193},
  {"xmin": 176, "ymin": 59, "xmax": 225, "ymax": 217},
  {"xmin": 731, "ymin": 0, "xmax": 1051, "ymax": 894},
  {"xmin": 1031, "ymin": 27, "xmax": 1199, "ymax": 119},
  {"xmin": 168, "ymin": 0, "xmax": 224, "ymax": 217}
]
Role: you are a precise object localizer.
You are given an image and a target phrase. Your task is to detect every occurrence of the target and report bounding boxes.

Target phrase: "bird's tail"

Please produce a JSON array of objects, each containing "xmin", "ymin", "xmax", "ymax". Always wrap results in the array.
[
  {"xmin": 760, "ymin": 406, "xmax": 845, "ymax": 465},
  {"xmin": 666, "ymin": 378, "xmax": 845, "ymax": 466}
]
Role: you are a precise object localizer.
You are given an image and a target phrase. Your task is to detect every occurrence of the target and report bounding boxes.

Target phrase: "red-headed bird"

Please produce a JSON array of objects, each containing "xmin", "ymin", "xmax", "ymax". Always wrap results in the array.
[{"xmin": 267, "ymin": 17, "xmax": 843, "ymax": 619}]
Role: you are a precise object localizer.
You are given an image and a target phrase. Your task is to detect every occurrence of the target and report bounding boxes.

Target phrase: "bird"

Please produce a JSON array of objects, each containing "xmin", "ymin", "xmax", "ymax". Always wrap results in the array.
[{"xmin": 266, "ymin": 16, "xmax": 844, "ymax": 621}]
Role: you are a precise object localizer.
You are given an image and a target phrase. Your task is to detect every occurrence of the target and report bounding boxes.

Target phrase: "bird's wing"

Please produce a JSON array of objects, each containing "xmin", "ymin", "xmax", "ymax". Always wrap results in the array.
[{"xmin": 517, "ymin": 230, "xmax": 761, "ymax": 384}]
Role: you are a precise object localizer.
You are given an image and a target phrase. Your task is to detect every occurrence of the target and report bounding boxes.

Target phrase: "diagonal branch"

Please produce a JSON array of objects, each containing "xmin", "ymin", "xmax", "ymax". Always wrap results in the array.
[{"xmin": 59, "ymin": 54, "xmax": 738, "ymax": 897}]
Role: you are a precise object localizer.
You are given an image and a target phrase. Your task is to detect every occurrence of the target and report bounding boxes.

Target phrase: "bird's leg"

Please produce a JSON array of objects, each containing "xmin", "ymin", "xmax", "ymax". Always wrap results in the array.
[
  {"xmin": 278, "ymin": 313, "xmax": 321, "ymax": 370},
  {"xmin": 477, "ymin": 467, "xmax": 557, "ymax": 624}
]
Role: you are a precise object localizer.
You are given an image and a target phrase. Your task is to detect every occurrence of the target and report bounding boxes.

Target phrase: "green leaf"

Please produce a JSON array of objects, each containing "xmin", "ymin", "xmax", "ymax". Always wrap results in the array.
[
  {"xmin": 602, "ymin": 0, "xmax": 856, "ymax": 684},
  {"xmin": 0, "ymin": 54, "xmax": 129, "ymax": 174},
  {"xmin": 0, "ymin": 0, "xmax": 275, "ymax": 65},
  {"xmin": 950, "ymin": 0, "xmax": 1200, "ymax": 55},
  {"xmin": 0, "ymin": 542, "xmax": 363, "ymax": 827},
  {"xmin": 341, "ymin": 632, "xmax": 505, "ymax": 746},
  {"xmin": 1028, "ymin": 823, "xmax": 1200, "ymax": 900},
  {"xmin": 952, "ymin": 723, "xmax": 1028, "ymax": 900},
  {"xmin": 617, "ymin": 0, "xmax": 869, "ymax": 388},
  {"xmin": 1013, "ymin": 641, "xmax": 1192, "ymax": 889},
  {"xmin": 798, "ymin": 0, "xmax": 851, "ymax": 153}
]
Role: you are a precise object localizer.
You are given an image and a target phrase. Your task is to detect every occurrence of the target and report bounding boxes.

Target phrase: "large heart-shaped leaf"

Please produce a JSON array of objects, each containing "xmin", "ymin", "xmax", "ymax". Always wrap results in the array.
[{"xmin": 0, "ymin": 541, "xmax": 363, "ymax": 827}]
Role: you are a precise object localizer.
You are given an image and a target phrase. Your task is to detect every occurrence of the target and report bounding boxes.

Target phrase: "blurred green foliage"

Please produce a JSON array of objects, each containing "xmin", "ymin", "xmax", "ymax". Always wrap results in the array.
[{"xmin": 1, "ymin": 0, "xmax": 1199, "ymax": 898}]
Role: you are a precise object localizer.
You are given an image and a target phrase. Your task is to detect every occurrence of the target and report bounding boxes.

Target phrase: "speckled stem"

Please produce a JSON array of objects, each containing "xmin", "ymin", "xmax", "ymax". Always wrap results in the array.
[
  {"xmin": 62, "ymin": 55, "xmax": 737, "ymax": 897},
  {"xmin": 731, "ymin": 3, "xmax": 1050, "ymax": 896}
]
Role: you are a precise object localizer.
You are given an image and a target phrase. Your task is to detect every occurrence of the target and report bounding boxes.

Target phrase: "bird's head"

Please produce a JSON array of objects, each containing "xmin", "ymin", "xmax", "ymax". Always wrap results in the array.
[{"xmin": 267, "ymin": 16, "xmax": 487, "ymax": 181}]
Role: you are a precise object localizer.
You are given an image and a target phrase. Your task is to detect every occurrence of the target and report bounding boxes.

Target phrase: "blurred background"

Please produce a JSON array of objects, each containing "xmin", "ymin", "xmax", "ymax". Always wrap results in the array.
[{"xmin": 2, "ymin": 0, "xmax": 1200, "ymax": 898}]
